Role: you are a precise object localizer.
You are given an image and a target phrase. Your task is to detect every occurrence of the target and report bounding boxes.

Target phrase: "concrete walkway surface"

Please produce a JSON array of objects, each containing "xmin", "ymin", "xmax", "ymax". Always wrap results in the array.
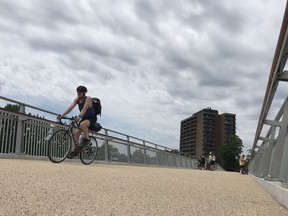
[{"xmin": 0, "ymin": 159, "xmax": 287, "ymax": 216}]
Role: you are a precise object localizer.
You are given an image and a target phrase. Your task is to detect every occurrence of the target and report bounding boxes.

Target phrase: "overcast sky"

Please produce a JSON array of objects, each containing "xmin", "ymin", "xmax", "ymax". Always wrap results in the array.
[{"xmin": 0, "ymin": 0, "xmax": 287, "ymax": 154}]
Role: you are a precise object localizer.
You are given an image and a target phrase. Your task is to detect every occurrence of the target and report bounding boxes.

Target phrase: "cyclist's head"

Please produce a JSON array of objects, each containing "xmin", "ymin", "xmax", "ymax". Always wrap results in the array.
[{"xmin": 76, "ymin": 85, "xmax": 87, "ymax": 93}]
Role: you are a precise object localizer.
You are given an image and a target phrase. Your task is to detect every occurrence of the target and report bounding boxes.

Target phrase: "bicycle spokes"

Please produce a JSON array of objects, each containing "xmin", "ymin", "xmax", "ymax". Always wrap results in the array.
[
  {"xmin": 48, "ymin": 129, "xmax": 72, "ymax": 163},
  {"xmin": 80, "ymin": 136, "xmax": 98, "ymax": 165}
]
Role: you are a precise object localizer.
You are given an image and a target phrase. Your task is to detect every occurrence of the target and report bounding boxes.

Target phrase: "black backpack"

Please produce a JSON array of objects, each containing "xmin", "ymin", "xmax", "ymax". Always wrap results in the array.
[{"xmin": 91, "ymin": 97, "xmax": 102, "ymax": 116}]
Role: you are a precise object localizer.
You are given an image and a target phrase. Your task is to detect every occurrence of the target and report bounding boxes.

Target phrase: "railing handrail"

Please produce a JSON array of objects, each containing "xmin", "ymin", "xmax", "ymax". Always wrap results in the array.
[
  {"xmin": 0, "ymin": 96, "xmax": 59, "ymax": 116},
  {"xmin": 0, "ymin": 95, "xmax": 194, "ymax": 160}
]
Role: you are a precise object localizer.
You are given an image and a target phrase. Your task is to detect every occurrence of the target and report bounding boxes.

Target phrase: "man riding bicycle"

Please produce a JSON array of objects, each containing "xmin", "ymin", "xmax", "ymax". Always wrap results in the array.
[{"xmin": 57, "ymin": 85, "xmax": 96, "ymax": 158}]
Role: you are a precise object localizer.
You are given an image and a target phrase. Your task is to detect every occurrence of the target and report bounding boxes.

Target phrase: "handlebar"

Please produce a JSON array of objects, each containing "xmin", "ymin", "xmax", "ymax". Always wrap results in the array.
[{"xmin": 58, "ymin": 116, "xmax": 80, "ymax": 127}]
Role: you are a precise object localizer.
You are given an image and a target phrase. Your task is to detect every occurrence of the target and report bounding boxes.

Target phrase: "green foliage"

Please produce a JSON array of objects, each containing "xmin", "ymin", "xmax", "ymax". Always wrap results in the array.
[
  {"xmin": 97, "ymin": 143, "xmax": 128, "ymax": 162},
  {"xmin": 245, "ymin": 148, "xmax": 252, "ymax": 160},
  {"xmin": 4, "ymin": 104, "xmax": 20, "ymax": 112},
  {"xmin": 131, "ymin": 149, "xmax": 144, "ymax": 164},
  {"xmin": 96, "ymin": 142, "xmax": 105, "ymax": 160},
  {"xmin": 219, "ymin": 135, "xmax": 243, "ymax": 172}
]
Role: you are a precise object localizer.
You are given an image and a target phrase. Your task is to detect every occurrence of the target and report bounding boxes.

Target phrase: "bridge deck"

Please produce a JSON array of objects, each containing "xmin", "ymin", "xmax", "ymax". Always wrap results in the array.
[{"xmin": 0, "ymin": 159, "xmax": 287, "ymax": 216}]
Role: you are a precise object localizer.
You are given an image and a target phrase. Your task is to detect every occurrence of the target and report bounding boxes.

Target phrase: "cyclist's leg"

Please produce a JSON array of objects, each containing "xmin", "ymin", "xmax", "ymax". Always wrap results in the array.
[
  {"xmin": 67, "ymin": 128, "xmax": 82, "ymax": 159},
  {"xmin": 79, "ymin": 119, "xmax": 90, "ymax": 139},
  {"xmin": 81, "ymin": 117, "xmax": 96, "ymax": 144},
  {"xmin": 74, "ymin": 128, "xmax": 82, "ymax": 149},
  {"xmin": 67, "ymin": 128, "xmax": 82, "ymax": 158},
  {"xmin": 240, "ymin": 166, "xmax": 244, "ymax": 174}
]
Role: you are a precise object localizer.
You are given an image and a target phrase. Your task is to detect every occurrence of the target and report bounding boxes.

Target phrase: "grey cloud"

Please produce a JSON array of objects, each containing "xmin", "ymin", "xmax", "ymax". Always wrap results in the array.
[
  {"xmin": 28, "ymin": 37, "xmax": 75, "ymax": 53},
  {"xmin": 27, "ymin": 31, "xmax": 141, "ymax": 68},
  {"xmin": 133, "ymin": 1, "xmax": 162, "ymax": 35},
  {"xmin": 235, "ymin": 94, "xmax": 263, "ymax": 111},
  {"xmin": 0, "ymin": 0, "xmax": 79, "ymax": 31},
  {"xmin": 0, "ymin": 0, "xmax": 285, "ymax": 153},
  {"xmin": 59, "ymin": 53, "xmax": 115, "ymax": 83},
  {"xmin": 187, "ymin": 1, "xmax": 245, "ymax": 34},
  {"xmin": 198, "ymin": 75, "xmax": 236, "ymax": 87}
]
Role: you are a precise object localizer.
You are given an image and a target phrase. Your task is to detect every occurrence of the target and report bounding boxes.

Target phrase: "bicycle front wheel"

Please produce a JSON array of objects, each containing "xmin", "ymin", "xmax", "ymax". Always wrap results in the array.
[
  {"xmin": 48, "ymin": 129, "xmax": 72, "ymax": 163},
  {"xmin": 80, "ymin": 136, "xmax": 98, "ymax": 165}
]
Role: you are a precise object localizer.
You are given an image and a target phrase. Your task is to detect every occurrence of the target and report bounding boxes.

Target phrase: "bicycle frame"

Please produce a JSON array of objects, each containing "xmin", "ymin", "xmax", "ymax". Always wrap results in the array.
[
  {"xmin": 59, "ymin": 117, "xmax": 80, "ymax": 145},
  {"xmin": 48, "ymin": 117, "xmax": 98, "ymax": 164}
]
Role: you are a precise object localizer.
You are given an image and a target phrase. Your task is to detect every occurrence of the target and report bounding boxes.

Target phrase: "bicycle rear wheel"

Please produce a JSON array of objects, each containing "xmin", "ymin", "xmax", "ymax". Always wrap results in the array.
[
  {"xmin": 80, "ymin": 136, "xmax": 98, "ymax": 165},
  {"xmin": 48, "ymin": 129, "xmax": 72, "ymax": 163}
]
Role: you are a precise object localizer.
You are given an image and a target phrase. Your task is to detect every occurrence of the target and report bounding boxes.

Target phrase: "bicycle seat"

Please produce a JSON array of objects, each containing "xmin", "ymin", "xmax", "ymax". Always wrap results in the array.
[{"xmin": 89, "ymin": 122, "xmax": 102, "ymax": 132}]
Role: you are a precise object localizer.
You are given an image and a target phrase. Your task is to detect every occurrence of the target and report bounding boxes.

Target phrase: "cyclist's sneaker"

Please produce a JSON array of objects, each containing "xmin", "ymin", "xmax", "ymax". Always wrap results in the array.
[
  {"xmin": 79, "ymin": 138, "xmax": 91, "ymax": 148},
  {"xmin": 67, "ymin": 150, "xmax": 78, "ymax": 159}
]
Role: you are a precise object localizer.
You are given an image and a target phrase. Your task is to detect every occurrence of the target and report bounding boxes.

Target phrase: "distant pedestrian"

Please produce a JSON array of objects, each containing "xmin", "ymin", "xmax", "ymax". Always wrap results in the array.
[
  {"xmin": 211, "ymin": 153, "xmax": 216, "ymax": 171},
  {"xmin": 200, "ymin": 155, "xmax": 205, "ymax": 170},
  {"xmin": 239, "ymin": 155, "xmax": 246, "ymax": 174},
  {"xmin": 206, "ymin": 152, "xmax": 212, "ymax": 170}
]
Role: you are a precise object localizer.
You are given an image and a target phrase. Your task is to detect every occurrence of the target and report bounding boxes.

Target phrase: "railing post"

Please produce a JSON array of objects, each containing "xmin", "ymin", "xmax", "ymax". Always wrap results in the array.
[
  {"xmin": 155, "ymin": 145, "xmax": 159, "ymax": 166},
  {"xmin": 14, "ymin": 104, "xmax": 26, "ymax": 154},
  {"xmin": 127, "ymin": 136, "xmax": 131, "ymax": 163},
  {"xmin": 143, "ymin": 141, "xmax": 147, "ymax": 165},
  {"xmin": 268, "ymin": 100, "xmax": 288, "ymax": 180},
  {"xmin": 104, "ymin": 129, "xmax": 109, "ymax": 162},
  {"xmin": 265, "ymin": 126, "xmax": 276, "ymax": 179},
  {"xmin": 15, "ymin": 116, "xmax": 25, "ymax": 154},
  {"xmin": 166, "ymin": 153, "xmax": 170, "ymax": 167},
  {"xmin": 165, "ymin": 148, "xmax": 169, "ymax": 167},
  {"xmin": 253, "ymin": 147, "xmax": 263, "ymax": 176},
  {"xmin": 279, "ymin": 100, "xmax": 288, "ymax": 181},
  {"xmin": 19, "ymin": 104, "xmax": 25, "ymax": 114}
]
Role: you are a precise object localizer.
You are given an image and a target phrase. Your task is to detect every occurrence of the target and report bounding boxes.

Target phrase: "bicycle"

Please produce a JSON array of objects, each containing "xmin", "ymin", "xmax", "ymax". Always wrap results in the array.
[{"xmin": 47, "ymin": 117, "xmax": 100, "ymax": 165}]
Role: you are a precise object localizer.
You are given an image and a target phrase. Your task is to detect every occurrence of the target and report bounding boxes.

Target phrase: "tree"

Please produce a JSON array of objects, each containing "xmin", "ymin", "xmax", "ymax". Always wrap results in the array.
[
  {"xmin": 96, "ymin": 143, "xmax": 128, "ymax": 162},
  {"xmin": 131, "ymin": 149, "xmax": 144, "ymax": 164},
  {"xmin": 219, "ymin": 135, "xmax": 243, "ymax": 172},
  {"xmin": 97, "ymin": 143, "xmax": 116, "ymax": 160},
  {"xmin": 246, "ymin": 148, "xmax": 252, "ymax": 159},
  {"xmin": 4, "ymin": 104, "xmax": 20, "ymax": 112}
]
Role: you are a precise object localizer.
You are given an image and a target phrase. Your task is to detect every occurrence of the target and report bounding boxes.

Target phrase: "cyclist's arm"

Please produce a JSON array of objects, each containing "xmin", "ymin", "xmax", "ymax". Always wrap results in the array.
[
  {"xmin": 78, "ymin": 96, "xmax": 92, "ymax": 117},
  {"xmin": 60, "ymin": 98, "xmax": 78, "ymax": 117}
]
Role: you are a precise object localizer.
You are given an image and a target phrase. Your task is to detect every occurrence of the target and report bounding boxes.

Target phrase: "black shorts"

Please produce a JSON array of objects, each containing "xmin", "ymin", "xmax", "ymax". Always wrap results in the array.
[{"xmin": 81, "ymin": 116, "xmax": 97, "ymax": 126}]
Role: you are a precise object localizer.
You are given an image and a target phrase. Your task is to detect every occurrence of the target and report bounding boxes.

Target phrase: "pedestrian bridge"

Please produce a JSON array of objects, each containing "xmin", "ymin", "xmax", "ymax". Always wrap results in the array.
[
  {"xmin": 0, "ymin": 158, "xmax": 287, "ymax": 216},
  {"xmin": 0, "ymin": 98, "xmax": 287, "ymax": 214},
  {"xmin": 2, "ymin": 2, "xmax": 288, "ymax": 215}
]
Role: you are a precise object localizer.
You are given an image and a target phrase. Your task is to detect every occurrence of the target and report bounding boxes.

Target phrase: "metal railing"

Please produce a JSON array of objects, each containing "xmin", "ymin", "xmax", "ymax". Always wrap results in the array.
[
  {"xmin": 249, "ymin": 97, "xmax": 288, "ymax": 187},
  {"xmin": 249, "ymin": 2, "xmax": 288, "ymax": 189},
  {"xmin": 0, "ymin": 96, "xmax": 197, "ymax": 168}
]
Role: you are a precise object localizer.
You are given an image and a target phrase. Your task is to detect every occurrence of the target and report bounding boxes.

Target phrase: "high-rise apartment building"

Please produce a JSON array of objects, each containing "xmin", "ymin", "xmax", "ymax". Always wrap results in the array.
[{"xmin": 179, "ymin": 108, "xmax": 236, "ymax": 158}]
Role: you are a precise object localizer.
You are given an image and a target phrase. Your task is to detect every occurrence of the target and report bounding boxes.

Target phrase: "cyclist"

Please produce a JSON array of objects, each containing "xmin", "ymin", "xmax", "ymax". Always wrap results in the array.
[{"xmin": 57, "ymin": 85, "xmax": 96, "ymax": 158}]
